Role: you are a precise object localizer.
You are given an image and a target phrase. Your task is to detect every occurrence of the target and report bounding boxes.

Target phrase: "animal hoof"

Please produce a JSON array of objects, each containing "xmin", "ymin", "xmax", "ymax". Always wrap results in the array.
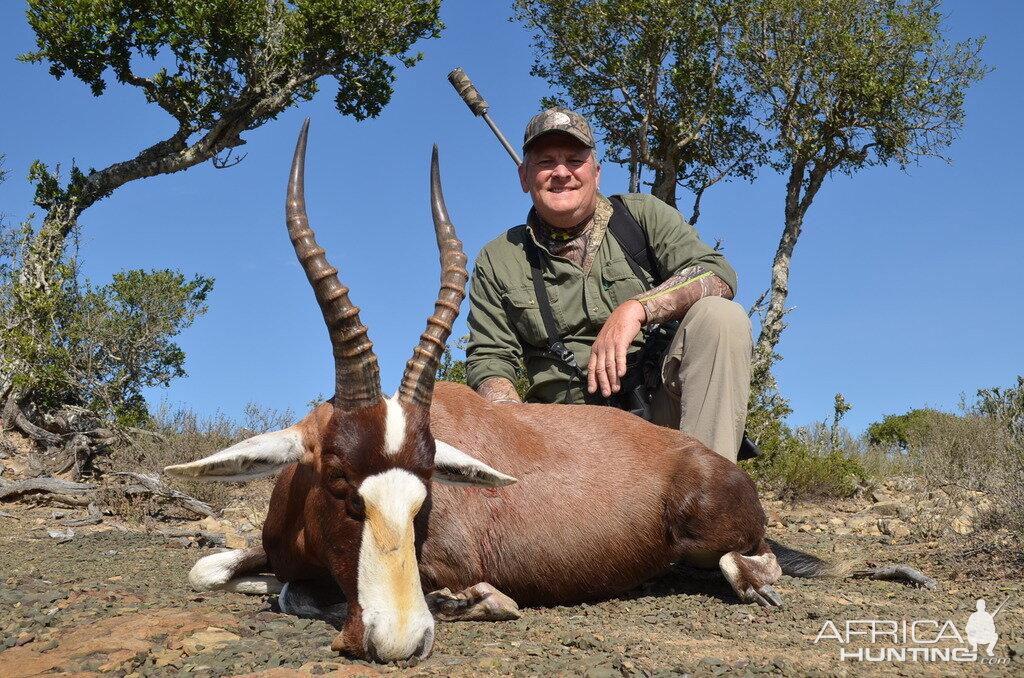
[
  {"xmin": 426, "ymin": 583, "xmax": 521, "ymax": 621},
  {"xmin": 753, "ymin": 585, "xmax": 785, "ymax": 607}
]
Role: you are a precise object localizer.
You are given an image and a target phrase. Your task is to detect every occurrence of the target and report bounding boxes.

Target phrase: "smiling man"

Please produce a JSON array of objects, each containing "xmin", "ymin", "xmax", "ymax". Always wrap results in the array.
[{"xmin": 465, "ymin": 108, "xmax": 752, "ymax": 461}]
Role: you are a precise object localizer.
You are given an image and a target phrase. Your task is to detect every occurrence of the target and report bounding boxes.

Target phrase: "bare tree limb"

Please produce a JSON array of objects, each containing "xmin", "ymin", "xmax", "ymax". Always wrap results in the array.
[{"xmin": 112, "ymin": 472, "xmax": 219, "ymax": 518}]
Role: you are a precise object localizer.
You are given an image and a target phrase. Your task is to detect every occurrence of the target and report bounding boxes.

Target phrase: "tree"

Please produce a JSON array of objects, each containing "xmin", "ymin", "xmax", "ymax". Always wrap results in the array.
[
  {"xmin": 1, "ymin": 218, "xmax": 212, "ymax": 457},
  {"xmin": 866, "ymin": 407, "xmax": 957, "ymax": 449},
  {"xmin": 513, "ymin": 0, "xmax": 762, "ymax": 219},
  {"xmin": 2, "ymin": 1, "xmax": 443, "ymax": 438},
  {"xmin": 735, "ymin": 0, "xmax": 987, "ymax": 372},
  {"xmin": 972, "ymin": 376, "xmax": 1024, "ymax": 445},
  {"xmin": 20, "ymin": 0, "xmax": 442, "ymax": 241},
  {"xmin": 437, "ymin": 335, "xmax": 530, "ymax": 399}
]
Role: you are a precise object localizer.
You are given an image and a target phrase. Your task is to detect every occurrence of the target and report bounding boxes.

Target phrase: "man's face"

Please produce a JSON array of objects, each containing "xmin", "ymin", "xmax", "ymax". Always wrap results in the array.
[{"xmin": 519, "ymin": 134, "xmax": 600, "ymax": 229}]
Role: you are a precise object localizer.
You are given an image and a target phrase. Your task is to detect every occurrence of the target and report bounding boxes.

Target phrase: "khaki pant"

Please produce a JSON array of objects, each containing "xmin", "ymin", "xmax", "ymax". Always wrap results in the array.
[{"xmin": 650, "ymin": 297, "xmax": 752, "ymax": 462}]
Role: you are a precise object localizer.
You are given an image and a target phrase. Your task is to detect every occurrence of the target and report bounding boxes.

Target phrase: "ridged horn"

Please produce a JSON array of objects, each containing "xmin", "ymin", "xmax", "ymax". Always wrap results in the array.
[
  {"xmin": 397, "ymin": 145, "xmax": 468, "ymax": 408},
  {"xmin": 286, "ymin": 119, "xmax": 381, "ymax": 410}
]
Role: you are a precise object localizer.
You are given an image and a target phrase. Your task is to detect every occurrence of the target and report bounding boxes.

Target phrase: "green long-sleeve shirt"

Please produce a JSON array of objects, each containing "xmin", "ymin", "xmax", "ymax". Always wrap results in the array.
[{"xmin": 466, "ymin": 192, "xmax": 736, "ymax": 404}]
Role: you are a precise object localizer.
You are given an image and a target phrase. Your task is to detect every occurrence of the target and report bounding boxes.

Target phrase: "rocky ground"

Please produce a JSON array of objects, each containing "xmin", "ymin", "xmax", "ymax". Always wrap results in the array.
[{"xmin": 1, "ymin": 457, "xmax": 1021, "ymax": 677}]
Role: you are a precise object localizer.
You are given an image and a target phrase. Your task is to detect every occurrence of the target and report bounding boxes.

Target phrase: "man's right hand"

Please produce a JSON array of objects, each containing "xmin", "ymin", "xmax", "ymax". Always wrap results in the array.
[{"xmin": 587, "ymin": 300, "xmax": 646, "ymax": 397}]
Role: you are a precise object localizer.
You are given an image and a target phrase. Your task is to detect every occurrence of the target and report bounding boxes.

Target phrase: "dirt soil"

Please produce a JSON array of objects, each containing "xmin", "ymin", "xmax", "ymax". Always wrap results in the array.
[{"xmin": 1, "ymin": 481, "xmax": 1022, "ymax": 678}]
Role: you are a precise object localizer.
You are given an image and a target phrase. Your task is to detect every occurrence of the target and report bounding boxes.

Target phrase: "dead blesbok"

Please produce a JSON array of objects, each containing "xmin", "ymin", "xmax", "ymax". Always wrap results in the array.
[{"xmin": 166, "ymin": 122, "xmax": 935, "ymax": 663}]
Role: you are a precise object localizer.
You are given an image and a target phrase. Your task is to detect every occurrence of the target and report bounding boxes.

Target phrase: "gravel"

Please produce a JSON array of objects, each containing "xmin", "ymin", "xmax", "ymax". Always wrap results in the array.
[{"xmin": 0, "ymin": 493, "xmax": 1020, "ymax": 677}]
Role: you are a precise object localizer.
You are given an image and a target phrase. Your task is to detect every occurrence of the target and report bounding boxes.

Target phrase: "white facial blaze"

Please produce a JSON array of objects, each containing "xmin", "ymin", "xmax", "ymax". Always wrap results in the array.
[
  {"xmin": 383, "ymin": 396, "xmax": 407, "ymax": 457},
  {"xmin": 357, "ymin": 469, "xmax": 433, "ymax": 661}
]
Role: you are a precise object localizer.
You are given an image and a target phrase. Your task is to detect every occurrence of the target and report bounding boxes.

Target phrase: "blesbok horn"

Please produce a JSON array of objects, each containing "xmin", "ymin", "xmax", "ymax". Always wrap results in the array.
[
  {"xmin": 287, "ymin": 119, "xmax": 381, "ymax": 410},
  {"xmin": 397, "ymin": 145, "xmax": 468, "ymax": 408}
]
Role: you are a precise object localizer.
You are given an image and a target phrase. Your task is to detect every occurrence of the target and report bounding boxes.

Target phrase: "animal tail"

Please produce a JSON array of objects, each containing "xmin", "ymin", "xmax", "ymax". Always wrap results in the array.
[
  {"xmin": 767, "ymin": 539, "xmax": 937, "ymax": 589},
  {"xmin": 766, "ymin": 538, "xmax": 856, "ymax": 579}
]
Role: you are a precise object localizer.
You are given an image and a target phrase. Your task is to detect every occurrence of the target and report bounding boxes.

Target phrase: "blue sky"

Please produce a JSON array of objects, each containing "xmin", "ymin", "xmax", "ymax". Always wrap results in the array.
[{"xmin": 1, "ymin": 1, "xmax": 1020, "ymax": 436}]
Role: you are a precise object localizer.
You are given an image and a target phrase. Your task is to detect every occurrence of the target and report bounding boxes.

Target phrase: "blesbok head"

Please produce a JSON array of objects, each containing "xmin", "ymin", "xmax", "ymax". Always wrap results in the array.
[{"xmin": 165, "ymin": 120, "xmax": 516, "ymax": 662}]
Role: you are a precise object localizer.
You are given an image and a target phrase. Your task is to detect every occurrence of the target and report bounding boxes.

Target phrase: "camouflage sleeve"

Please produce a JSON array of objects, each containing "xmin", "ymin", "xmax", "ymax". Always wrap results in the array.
[
  {"xmin": 476, "ymin": 377, "xmax": 523, "ymax": 403},
  {"xmin": 630, "ymin": 265, "xmax": 734, "ymax": 325}
]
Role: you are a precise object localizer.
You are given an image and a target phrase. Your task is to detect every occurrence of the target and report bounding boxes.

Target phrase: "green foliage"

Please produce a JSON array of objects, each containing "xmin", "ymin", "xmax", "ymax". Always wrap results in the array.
[
  {"xmin": 20, "ymin": 0, "xmax": 443, "ymax": 124},
  {"xmin": 866, "ymin": 407, "xmax": 956, "ymax": 449},
  {"xmin": 972, "ymin": 376, "xmax": 1024, "ymax": 444},
  {"xmin": 744, "ymin": 385, "xmax": 868, "ymax": 498},
  {"xmin": 0, "ymin": 221, "xmax": 213, "ymax": 427},
  {"xmin": 862, "ymin": 379, "xmax": 1022, "ymax": 562},
  {"xmin": 437, "ymin": 339, "xmax": 469, "ymax": 386},
  {"xmin": 734, "ymin": 0, "xmax": 988, "ymax": 177},
  {"xmin": 513, "ymin": 0, "xmax": 762, "ymax": 210},
  {"xmin": 744, "ymin": 355, "xmax": 793, "ymax": 460},
  {"xmin": 743, "ymin": 425, "xmax": 868, "ymax": 498}
]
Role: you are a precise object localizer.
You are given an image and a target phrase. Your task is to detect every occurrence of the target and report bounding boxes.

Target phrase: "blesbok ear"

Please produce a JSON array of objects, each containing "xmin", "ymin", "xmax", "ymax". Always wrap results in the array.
[
  {"xmin": 164, "ymin": 428, "xmax": 309, "ymax": 482},
  {"xmin": 433, "ymin": 441, "xmax": 518, "ymax": 487}
]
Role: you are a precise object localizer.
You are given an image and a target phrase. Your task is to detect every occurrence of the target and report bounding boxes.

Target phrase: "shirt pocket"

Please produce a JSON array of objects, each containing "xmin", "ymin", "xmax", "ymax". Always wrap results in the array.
[
  {"xmin": 503, "ymin": 285, "xmax": 559, "ymax": 348},
  {"xmin": 601, "ymin": 258, "xmax": 648, "ymax": 306}
]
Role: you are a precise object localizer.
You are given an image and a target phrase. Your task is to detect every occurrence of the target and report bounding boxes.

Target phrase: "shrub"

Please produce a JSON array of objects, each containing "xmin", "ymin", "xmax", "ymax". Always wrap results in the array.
[
  {"xmin": 744, "ymin": 388, "xmax": 871, "ymax": 498},
  {"xmin": 902, "ymin": 378, "xmax": 1024, "ymax": 558}
]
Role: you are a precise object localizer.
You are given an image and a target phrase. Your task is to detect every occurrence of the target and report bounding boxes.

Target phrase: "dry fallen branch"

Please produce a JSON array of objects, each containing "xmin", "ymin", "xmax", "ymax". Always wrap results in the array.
[
  {"xmin": 61, "ymin": 502, "xmax": 104, "ymax": 527},
  {"xmin": 156, "ymin": 528, "xmax": 226, "ymax": 548},
  {"xmin": 112, "ymin": 472, "xmax": 219, "ymax": 518},
  {"xmin": 0, "ymin": 476, "xmax": 97, "ymax": 507}
]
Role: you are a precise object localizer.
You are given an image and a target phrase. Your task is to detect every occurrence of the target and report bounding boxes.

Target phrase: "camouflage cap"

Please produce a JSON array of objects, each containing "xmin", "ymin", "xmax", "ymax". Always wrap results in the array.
[{"xmin": 522, "ymin": 107, "xmax": 595, "ymax": 152}]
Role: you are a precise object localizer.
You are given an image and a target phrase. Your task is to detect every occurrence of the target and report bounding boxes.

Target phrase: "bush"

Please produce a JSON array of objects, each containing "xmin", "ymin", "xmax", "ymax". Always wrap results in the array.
[
  {"xmin": 743, "ymin": 421, "xmax": 870, "ymax": 498},
  {"xmin": 0, "ymin": 220, "xmax": 213, "ymax": 429},
  {"xmin": 901, "ymin": 378, "xmax": 1024, "ymax": 557},
  {"xmin": 744, "ymin": 384, "xmax": 871, "ymax": 498},
  {"xmin": 866, "ymin": 408, "xmax": 960, "ymax": 450}
]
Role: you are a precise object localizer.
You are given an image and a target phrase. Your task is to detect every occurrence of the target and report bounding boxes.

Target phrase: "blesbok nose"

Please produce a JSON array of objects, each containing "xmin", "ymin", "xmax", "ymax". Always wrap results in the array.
[{"xmin": 364, "ymin": 618, "xmax": 435, "ymax": 662}]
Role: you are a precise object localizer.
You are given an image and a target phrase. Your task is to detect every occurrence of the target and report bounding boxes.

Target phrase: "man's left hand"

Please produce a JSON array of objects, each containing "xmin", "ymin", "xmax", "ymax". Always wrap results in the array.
[{"xmin": 587, "ymin": 300, "xmax": 646, "ymax": 397}]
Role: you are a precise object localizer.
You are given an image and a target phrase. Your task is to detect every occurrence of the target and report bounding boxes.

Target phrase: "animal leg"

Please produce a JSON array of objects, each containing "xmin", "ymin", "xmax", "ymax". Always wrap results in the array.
[
  {"xmin": 718, "ymin": 541, "xmax": 785, "ymax": 607},
  {"xmin": 425, "ymin": 582, "xmax": 521, "ymax": 621},
  {"xmin": 189, "ymin": 546, "xmax": 283, "ymax": 594}
]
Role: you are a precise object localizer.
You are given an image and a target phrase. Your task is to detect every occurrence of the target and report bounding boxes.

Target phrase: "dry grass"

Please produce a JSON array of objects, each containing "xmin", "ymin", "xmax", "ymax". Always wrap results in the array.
[{"xmin": 905, "ymin": 410, "xmax": 1024, "ymax": 558}]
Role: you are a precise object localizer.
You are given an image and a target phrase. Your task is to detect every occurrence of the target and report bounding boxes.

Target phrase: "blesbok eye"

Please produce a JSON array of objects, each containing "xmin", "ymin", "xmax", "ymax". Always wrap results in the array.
[{"xmin": 347, "ymin": 490, "xmax": 365, "ymax": 519}]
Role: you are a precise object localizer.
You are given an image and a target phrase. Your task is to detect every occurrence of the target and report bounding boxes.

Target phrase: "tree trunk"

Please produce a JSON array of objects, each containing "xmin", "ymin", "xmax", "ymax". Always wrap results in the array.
[
  {"xmin": 753, "ymin": 160, "xmax": 829, "ymax": 375},
  {"xmin": 753, "ymin": 164, "xmax": 806, "ymax": 374},
  {"xmin": 651, "ymin": 156, "xmax": 678, "ymax": 207}
]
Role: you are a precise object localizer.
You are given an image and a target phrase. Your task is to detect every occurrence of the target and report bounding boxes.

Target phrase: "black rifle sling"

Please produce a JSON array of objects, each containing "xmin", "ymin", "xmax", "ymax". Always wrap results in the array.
[
  {"xmin": 523, "ymin": 196, "xmax": 655, "ymax": 389},
  {"xmin": 607, "ymin": 195, "xmax": 661, "ymax": 287},
  {"xmin": 523, "ymin": 201, "xmax": 762, "ymax": 458},
  {"xmin": 523, "ymin": 235, "xmax": 586, "ymax": 387}
]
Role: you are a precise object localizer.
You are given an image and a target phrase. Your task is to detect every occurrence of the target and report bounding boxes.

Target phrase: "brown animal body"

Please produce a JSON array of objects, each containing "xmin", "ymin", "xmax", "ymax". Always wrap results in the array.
[{"xmin": 263, "ymin": 382, "xmax": 769, "ymax": 607}]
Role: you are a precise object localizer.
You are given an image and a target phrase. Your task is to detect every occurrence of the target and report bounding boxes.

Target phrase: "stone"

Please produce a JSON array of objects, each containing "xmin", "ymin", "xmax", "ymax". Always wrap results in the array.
[
  {"xmin": 225, "ymin": 533, "xmax": 248, "ymax": 549},
  {"xmin": 0, "ymin": 609, "xmax": 238, "ymax": 678},
  {"xmin": 181, "ymin": 627, "xmax": 243, "ymax": 655},
  {"xmin": 870, "ymin": 502, "xmax": 901, "ymax": 516},
  {"xmin": 950, "ymin": 516, "xmax": 974, "ymax": 535}
]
